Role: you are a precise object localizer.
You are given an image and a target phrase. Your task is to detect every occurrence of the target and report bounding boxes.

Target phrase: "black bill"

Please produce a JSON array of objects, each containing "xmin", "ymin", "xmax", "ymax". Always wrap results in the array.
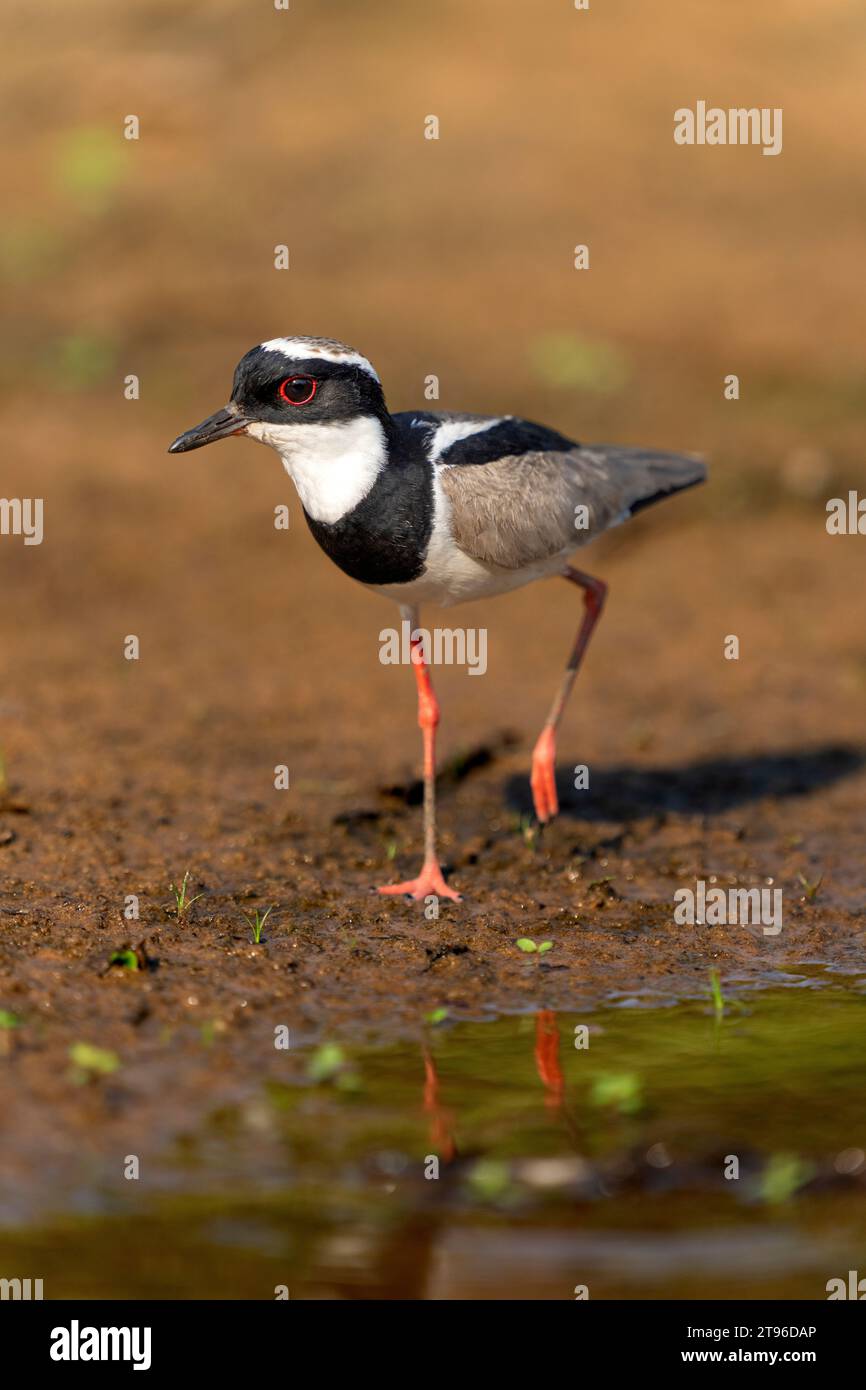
[{"xmin": 167, "ymin": 405, "xmax": 247, "ymax": 454}]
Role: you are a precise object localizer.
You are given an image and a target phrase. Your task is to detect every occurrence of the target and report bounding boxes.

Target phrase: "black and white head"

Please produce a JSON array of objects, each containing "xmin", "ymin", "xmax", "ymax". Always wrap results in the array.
[{"xmin": 168, "ymin": 337, "xmax": 391, "ymax": 523}]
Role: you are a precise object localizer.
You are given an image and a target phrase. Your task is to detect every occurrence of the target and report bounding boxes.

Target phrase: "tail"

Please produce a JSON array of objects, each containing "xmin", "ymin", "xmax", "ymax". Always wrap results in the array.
[{"xmin": 600, "ymin": 447, "xmax": 707, "ymax": 519}]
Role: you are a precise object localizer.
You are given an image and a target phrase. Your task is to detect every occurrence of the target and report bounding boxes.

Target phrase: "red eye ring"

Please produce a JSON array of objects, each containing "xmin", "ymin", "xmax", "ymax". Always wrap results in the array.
[{"xmin": 279, "ymin": 375, "xmax": 317, "ymax": 406}]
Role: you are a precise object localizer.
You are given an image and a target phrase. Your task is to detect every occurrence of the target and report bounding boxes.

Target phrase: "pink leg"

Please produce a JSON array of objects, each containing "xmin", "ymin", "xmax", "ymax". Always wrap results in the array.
[
  {"xmin": 378, "ymin": 621, "xmax": 461, "ymax": 901},
  {"xmin": 531, "ymin": 566, "xmax": 607, "ymax": 823}
]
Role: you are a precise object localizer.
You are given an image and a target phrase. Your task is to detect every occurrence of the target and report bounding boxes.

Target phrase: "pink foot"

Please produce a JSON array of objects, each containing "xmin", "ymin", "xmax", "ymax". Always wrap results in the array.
[
  {"xmin": 530, "ymin": 726, "xmax": 559, "ymax": 823},
  {"xmin": 377, "ymin": 858, "xmax": 461, "ymax": 901}
]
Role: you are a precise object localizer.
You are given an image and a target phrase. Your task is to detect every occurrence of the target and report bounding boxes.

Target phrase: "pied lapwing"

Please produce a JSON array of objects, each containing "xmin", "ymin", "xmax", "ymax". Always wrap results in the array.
[{"xmin": 169, "ymin": 336, "xmax": 705, "ymax": 901}]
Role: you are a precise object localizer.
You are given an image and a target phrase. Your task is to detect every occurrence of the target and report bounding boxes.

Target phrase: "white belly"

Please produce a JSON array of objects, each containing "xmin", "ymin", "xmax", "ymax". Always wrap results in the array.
[{"xmin": 369, "ymin": 552, "xmax": 553, "ymax": 608}]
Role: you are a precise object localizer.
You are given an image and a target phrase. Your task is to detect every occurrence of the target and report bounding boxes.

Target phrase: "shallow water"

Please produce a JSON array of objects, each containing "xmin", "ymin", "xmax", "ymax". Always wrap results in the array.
[{"xmin": 2, "ymin": 965, "xmax": 865, "ymax": 1299}]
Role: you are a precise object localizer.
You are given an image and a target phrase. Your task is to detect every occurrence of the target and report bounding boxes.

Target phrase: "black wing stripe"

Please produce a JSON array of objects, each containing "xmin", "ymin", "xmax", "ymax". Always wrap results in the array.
[{"xmin": 437, "ymin": 418, "xmax": 579, "ymax": 468}]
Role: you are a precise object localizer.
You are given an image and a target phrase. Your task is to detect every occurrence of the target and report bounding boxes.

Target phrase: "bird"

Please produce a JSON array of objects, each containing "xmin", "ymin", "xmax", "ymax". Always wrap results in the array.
[{"xmin": 169, "ymin": 335, "xmax": 705, "ymax": 902}]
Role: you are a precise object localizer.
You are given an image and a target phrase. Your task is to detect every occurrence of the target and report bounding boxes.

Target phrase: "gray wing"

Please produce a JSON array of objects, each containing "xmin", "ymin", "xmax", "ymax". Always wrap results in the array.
[{"xmin": 440, "ymin": 443, "xmax": 706, "ymax": 570}]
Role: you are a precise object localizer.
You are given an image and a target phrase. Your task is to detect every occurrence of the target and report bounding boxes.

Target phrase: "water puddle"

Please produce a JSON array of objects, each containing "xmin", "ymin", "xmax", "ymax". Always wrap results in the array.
[{"xmin": 2, "ymin": 966, "xmax": 865, "ymax": 1298}]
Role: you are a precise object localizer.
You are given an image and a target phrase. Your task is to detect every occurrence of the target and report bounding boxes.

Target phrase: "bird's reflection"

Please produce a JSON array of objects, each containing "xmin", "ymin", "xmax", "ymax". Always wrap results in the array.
[
  {"xmin": 422, "ymin": 1047, "xmax": 456, "ymax": 1163},
  {"xmin": 422, "ymin": 1010, "xmax": 567, "ymax": 1164},
  {"xmin": 340, "ymin": 1013, "xmax": 572, "ymax": 1297},
  {"xmin": 534, "ymin": 1009, "xmax": 564, "ymax": 1110}
]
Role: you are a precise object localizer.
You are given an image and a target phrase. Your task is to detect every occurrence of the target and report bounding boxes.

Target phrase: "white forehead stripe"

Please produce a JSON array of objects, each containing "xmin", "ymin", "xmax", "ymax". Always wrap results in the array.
[
  {"xmin": 429, "ymin": 417, "xmax": 504, "ymax": 463},
  {"xmin": 259, "ymin": 338, "xmax": 380, "ymax": 384}
]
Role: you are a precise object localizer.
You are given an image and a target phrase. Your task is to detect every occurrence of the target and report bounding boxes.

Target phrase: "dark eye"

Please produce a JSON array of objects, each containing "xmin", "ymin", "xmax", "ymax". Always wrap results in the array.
[{"xmin": 279, "ymin": 375, "xmax": 317, "ymax": 406}]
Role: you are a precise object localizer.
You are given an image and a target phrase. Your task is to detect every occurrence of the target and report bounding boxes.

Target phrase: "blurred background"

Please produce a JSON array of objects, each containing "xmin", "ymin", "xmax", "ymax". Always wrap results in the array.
[
  {"xmin": 2, "ymin": 0, "xmax": 865, "ymax": 774},
  {"xmin": 4, "ymin": 0, "xmax": 866, "ymax": 713}
]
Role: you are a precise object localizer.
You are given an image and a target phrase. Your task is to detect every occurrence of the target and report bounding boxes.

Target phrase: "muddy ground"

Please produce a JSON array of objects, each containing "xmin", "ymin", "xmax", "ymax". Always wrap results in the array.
[{"xmin": 1, "ymin": 487, "xmax": 865, "ymax": 1223}]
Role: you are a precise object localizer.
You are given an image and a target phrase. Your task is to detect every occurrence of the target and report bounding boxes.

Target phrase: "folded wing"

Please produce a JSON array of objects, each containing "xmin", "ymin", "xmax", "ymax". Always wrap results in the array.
[{"xmin": 436, "ymin": 421, "xmax": 706, "ymax": 570}]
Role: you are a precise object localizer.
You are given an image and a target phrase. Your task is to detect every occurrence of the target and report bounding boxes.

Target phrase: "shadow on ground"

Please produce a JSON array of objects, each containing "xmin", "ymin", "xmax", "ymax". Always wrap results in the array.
[{"xmin": 504, "ymin": 745, "xmax": 866, "ymax": 822}]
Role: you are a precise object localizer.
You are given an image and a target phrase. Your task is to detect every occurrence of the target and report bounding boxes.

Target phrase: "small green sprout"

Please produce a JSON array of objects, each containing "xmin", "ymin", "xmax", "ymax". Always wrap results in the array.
[
  {"xmin": 242, "ymin": 906, "xmax": 273, "ymax": 944},
  {"xmin": 108, "ymin": 948, "xmax": 139, "ymax": 971},
  {"xmin": 426, "ymin": 1007, "xmax": 449, "ymax": 1025},
  {"xmin": 69, "ymin": 1042, "xmax": 120, "ymax": 1082},
  {"xmin": 510, "ymin": 813, "xmax": 538, "ymax": 847},
  {"xmin": 798, "ymin": 872, "xmax": 823, "ymax": 902},
  {"xmin": 759, "ymin": 1153, "xmax": 815, "ymax": 1205},
  {"xmin": 386, "ymin": 841, "xmax": 397, "ymax": 862},
  {"xmin": 466, "ymin": 1157, "xmax": 512, "ymax": 1201},
  {"xmin": 306, "ymin": 1042, "xmax": 360, "ymax": 1091},
  {"xmin": 169, "ymin": 870, "xmax": 203, "ymax": 919},
  {"xmin": 0, "ymin": 1010, "xmax": 19, "ymax": 1056},
  {"xmin": 516, "ymin": 938, "xmax": 554, "ymax": 954},
  {"xmin": 708, "ymin": 968, "xmax": 725, "ymax": 1022},
  {"xmin": 102, "ymin": 941, "xmax": 151, "ymax": 976},
  {"xmin": 590, "ymin": 1072, "xmax": 643, "ymax": 1115},
  {"xmin": 307, "ymin": 1042, "xmax": 347, "ymax": 1082}
]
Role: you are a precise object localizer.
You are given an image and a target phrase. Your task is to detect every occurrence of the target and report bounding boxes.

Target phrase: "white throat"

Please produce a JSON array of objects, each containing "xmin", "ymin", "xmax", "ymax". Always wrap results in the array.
[{"xmin": 246, "ymin": 416, "xmax": 388, "ymax": 524}]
